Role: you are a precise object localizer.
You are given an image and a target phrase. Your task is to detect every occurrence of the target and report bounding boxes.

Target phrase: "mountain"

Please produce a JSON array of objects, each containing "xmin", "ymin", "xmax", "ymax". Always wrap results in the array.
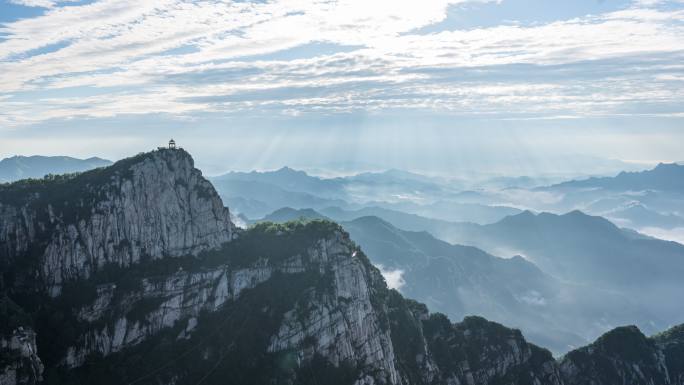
[
  {"xmin": 560, "ymin": 324, "xmax": 684, "ymax": 384},
  {"xmin": 320, "ymin": 206, "xmax": 458, "ymax": 232},
  {"xmin": 2, "ymin": 149, "xmax": 683, "ymax": 385},
  {"xmin": 425, "ymin": 210, "xmax": 684, "ymax": 336},
  {"xmin": 319, "ymin": 205, "xmax": 524, "ymax": 243},
  {"xmin": 213, "ymin": 167, "xmax": 345, "ymax": 200},
  {"xmin": 213, "ymin": 167, "xmax": 453, "ymax": 201},
  {"xmin": 210, "ymin": 178, "xmax": 347, "ymax": 218},
  {"xmin": 433, "ymin": 210, "xmax": 684, "ymax": 290},
  {"xmin": 258, "ymin": 209, "xmax": 665, "ymax": 354},
  {"xmin": 551, "ymin": 163, "xmax": 684, "ymax": 192},
  {"xmin": 0, "ymin": 149, "xmax": 235, "ymax": 296},
  {"xmin": 431, "ymin": 164, "xmax": 684, "ymax": 232},
  {"xmin": 211, "ymin": 166, "xmax": 523, "ymax": 224},
  {"xmin": 340, "ymin": 216, "xmax": 574, "ymax": 350},
  {"xmin": 210, "ymin": 167, "xmax": 349, "ymax": 218},
  {"xmin": 0, "ymin": 155, "xmax": 112, "ymax": 183},
  {"xmin": 259, "ymin": 207, "xmax": 330, "ymax": 223},
  {"xmin": 0, "ymin": 149, "xmax": 570, "ymax": 385},
  {"xmin": 324, "ymin": 203, "xmax": 522, "ymax": 226}
]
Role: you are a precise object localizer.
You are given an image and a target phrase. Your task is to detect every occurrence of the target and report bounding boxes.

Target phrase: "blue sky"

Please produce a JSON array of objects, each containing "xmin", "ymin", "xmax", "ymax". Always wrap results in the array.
[{"xmin": 0, "ymin": 0, "xmax": 683, "ymax": 176}]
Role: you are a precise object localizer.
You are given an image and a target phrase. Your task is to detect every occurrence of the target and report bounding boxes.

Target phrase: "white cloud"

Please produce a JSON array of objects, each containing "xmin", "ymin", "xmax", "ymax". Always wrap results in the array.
[
  {"xmin": 516, "ymin": 290, "xmax": 547, "ymax": 306},
  {"xmin": 8, "ymin": 0, "xmax": 57, "ymax": 8},
  {"xmin": 639, "ymin": 227, "xmax": 684, "ymax": 244},
  {"xmin": 6, "ymin": 0, "xmax": 81, "ymax": 8},
  {"xmin": 375, "ymin": 264, "xmax": 406, "ymax": 290},
  {"xmin": 0, "ymin": 0, "xmax": 682, "ymax": 124}
]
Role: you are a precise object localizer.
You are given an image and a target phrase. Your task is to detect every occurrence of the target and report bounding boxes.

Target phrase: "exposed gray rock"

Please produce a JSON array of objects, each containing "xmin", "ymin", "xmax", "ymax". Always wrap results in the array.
[
  {"xmin": 268, "ymin": 235, "xmax": 401, "ymax": 384},
  {"xmin": 0, "ymin": 328, "xmax": 43, "ymax": 385},
  {"xmin": 0, "ymin": 149, "xmax": 235, "ymax": 296}
]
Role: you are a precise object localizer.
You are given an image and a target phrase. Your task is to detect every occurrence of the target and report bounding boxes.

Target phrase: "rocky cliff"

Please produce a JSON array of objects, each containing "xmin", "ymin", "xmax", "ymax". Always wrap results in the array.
[
  {"xmin": 26, "ymin": 218, "xmax": 563, "ymax": 385},
  {"xmin": 1, "ymin": 148, "xmax": 683, "ymax": 385},
  {"xmin": 0, "ymin": 148, "xmax": 235, "ymax": 296}
]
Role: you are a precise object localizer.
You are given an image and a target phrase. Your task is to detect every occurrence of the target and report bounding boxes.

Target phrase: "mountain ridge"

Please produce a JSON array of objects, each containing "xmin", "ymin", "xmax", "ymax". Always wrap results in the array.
[{"xmin": 550, "ymin": 162, "xmax": 684, "ymax": 192}]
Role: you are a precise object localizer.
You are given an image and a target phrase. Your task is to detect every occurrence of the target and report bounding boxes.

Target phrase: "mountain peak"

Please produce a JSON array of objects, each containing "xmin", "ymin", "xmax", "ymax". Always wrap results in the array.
[
  {"xmin": 497, "ymin": 209, "xmax": 536, "ymax": 225},
  {"xmin": 562, "ymin": 209, "xmax": 592, "ymax": 219},
  {"xmin": 274, "ymin": 166, "xmax": 309, "ymax": 176},
  {"xmin": 653, "ymin": 162, "xmax": 682, "ymax": 172},
  {"xmin": 0, "ymin": 148, "xmax": 234, "ymax": 295}
]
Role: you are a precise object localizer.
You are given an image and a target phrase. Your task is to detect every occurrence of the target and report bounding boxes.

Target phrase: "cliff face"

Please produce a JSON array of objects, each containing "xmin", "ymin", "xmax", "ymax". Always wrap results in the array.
[
  {"xmin": 59, "ymin": 226, "xmax": 402, "ymax": 382},
  {"xmin": 28, "ymin": 219, "xmax": 560, "ymax": 385},
  {"xmin": 0, "ymin": 148, "xmax": 234, "ymax": 296}
]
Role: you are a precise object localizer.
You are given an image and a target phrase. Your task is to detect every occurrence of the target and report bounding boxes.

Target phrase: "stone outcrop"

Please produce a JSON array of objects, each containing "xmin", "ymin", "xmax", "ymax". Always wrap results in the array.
[{"xmin": 0, "ymin": 148, "xmax": 235, "ymax": 295}]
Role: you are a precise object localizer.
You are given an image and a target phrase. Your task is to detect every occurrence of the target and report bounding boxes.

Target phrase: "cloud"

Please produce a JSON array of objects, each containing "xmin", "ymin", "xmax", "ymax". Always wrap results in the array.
[
  {"xmin": 639, "ymin": 227, "xmax": 684, "ymax": 244},
  {"xmin": 375, "ymin": 264, "xmax": 406, "ymax": 291},
  {"xmin": 6, "ymin": 0, "xmax": 83, "ymax": 8},
  {"xmin": 516, "ymin": 290, "xmax": 547, "ymax": 306},
  {"xmin": 8, "ymin": 0, "xmax": 57, "ymax": 8},
  {"xmin": 0, "ymin": 0, "xmax": 682, "ymax": 125}
]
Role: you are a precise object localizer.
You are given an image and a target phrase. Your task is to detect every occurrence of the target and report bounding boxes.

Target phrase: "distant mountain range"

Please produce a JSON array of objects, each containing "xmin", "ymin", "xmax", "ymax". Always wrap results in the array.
[
  {"xmin": 0, "ymin": 155, "xmax": 111, "ymax": 183},
  {"xmin": 270, "ymin": 206, "xmax": 684, "ymax": 295},
  {"xmin": 214, "ymin": 166, "xmax": 346, "ymax": 199},
  {"xmin": 212, "ymin": 167, "xmax": 521, "ymax": 223},
  {"xmin": 551, "ymin": 162, "xmax": 684, "ymax": 192},
  {"xmin": 256, "ymin": 207, "xmax": 675, "ymax": 355},
  {"xmin": 210, "ymin": 178, "xmax": 348, "ymax": 218},
  {"xmin": 412, "ymin": 210, "xmax": 684, "ymax": 290},
  {"xmin": 215, "ymin": 162, "xmax": 684, "ymax": 235}
]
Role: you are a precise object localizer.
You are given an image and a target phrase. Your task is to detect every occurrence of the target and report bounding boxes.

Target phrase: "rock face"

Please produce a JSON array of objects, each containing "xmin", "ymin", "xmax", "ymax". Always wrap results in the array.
[
  {"xmin": 0, "ymin": 148, "xmax": 234, "ymax": 295},
  {"xmin": 60, "ymin": 229, "xmax": 401, "ymax": 381},
  {"xmin": 560, "ymin": 325, "xmax": 684, "ymax": 385},
  {"xmin": 21, "ymin": 219, "xmax": 561, "ymax": 385},
  {"xmin": 266, "ymin": 233, "xmax": 401, "ymax": 385},
  {"xmin": 2, "ymin": 148, "xmax": 683, "ymax": 385},
  {"xmin": 0, "ymin": 328, "xmax": 43, "ymax": 385}
]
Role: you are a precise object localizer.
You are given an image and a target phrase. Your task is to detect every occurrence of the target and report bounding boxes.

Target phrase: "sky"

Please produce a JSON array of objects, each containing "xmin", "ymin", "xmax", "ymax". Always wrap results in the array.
[{"xmin": 0, "ymin": 0, "xmax": 683, "ymax": 176}]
